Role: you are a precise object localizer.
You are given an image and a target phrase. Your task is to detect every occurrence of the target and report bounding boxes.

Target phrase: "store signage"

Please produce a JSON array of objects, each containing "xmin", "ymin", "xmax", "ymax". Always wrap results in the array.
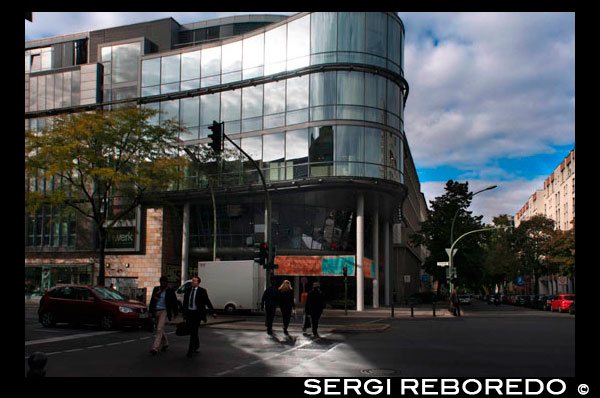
[{"xmin": 105, "ymin": 206, "xmax": 141, "ymax": 252}]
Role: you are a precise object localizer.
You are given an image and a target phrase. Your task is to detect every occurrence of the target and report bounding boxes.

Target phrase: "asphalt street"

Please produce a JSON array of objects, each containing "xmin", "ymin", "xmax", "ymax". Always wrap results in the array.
[{"xmin": 25, "ymin": 299, "xmax": 575, "ymax": 377}]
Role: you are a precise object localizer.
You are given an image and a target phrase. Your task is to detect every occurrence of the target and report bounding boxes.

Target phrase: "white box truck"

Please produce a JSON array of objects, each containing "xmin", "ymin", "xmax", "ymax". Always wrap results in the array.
[{"xmin": 175, "ymin": 260, "xmax": 266, "ymax": 314}]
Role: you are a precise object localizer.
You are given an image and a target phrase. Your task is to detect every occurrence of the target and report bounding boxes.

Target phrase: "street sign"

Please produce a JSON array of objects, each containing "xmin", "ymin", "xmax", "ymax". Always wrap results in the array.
[
  {"xmin": 404, "ymin": 275, "xmax": 411, "ymax": 283},
  {"xmin": 445, "ymin": 248, "xmax": 458, "ymax": 258},
  {"xmin": 437, "ymin": 261, "xmax": 449, "ymax": 267}
]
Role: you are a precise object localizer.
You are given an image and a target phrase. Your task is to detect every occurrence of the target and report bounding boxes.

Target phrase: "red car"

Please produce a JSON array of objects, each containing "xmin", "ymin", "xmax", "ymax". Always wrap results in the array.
[
  {"xmin": 38, "ymin": 285, "xmax": 152, "ymax": 330},
  {"xmin": 550, "ymin": 294, "xmax": 575, "ymax": 313}
]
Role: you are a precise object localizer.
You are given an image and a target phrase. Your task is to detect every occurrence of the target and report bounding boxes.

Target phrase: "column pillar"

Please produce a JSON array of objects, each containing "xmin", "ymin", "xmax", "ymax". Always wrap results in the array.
[
  {"xmin": 384, "ymin": 221, "xmax": 390, "ymax": 306},
  {"xmin": 356, "ymin": 194, "xmax": 364, "ymax": 311},
  {"xmin": 181, "ymin": 203, "xmax": 190, "ymax": 284},
  {"xmin": 372, "ymin": 207, "xmax": 379, "ymax": 309}
]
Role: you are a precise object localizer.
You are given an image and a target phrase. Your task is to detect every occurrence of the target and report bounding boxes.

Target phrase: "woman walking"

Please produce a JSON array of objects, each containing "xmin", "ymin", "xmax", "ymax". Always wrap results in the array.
[{"xmin": 278, "ymin": 280, "xmax": 295, "ymax": 335}]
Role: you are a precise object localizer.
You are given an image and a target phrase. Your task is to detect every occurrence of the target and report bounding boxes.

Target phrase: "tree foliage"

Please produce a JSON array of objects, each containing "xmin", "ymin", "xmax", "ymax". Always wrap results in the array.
[{"xmin": 25, "ymin": 106, "xmax": 189, "ymax": 285}]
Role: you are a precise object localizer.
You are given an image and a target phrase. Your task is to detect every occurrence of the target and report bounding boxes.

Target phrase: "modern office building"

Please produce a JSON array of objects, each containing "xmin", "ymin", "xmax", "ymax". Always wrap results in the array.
[{"xmin": 25, "ymin": 12, "xmax": 429, "ymax": 308}]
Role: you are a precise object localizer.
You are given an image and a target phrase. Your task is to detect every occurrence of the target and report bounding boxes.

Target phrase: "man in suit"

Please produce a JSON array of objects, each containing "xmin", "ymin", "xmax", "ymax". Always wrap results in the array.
[
  {"xmin": 182, "ymin": 276, "xmax": 217, "ymax": 358},
  {"xmin": 304, "ymin": 282, "xmax": 326, "ymax": 337},
  {"xmin": 148, "ymin": 276, "xmax": 179, "ymax": 355}
]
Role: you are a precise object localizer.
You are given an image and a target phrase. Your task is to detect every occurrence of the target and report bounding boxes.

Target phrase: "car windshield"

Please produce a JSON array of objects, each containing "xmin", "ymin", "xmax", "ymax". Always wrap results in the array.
[
  {"xmin": 93, "ymin": 287, "xmax": 127, "ymax": 300},
  {"xmin": 563, "ymin": 295, "xmax": 575, "ymax": 301}
]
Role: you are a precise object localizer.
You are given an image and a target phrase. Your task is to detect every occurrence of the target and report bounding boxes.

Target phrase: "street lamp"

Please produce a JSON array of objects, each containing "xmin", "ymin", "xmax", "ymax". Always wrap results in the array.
[{"xmin": 448, "ymin": 184, "xmax": 497, "ymax": 292}]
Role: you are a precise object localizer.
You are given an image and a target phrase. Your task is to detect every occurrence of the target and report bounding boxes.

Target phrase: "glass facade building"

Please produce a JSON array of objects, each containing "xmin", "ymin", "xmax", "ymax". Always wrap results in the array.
[{"xmin": 26, "ymin": 13, "xmax": 426, "ymax": 308}]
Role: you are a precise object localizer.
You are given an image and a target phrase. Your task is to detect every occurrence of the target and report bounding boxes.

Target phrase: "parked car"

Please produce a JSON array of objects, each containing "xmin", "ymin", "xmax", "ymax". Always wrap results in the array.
[
  {"xmin": 458, "ymin": 294, "xmax": 471, "ymax": 305},
  {"xmin": 551, "ymin": 294, "xmax": 575, "ymax": 313},
  {"xmin": 517, "ymin": 295, "xmax": 532, "ymax": 307},
  {"xmin": 532, "ymin": 295, "xmax": 546, "ymax": 310},
  {"xmin": 38, "ymin": 285, "xmax": 152, "ymax": 331},
  {"xmin": 542, "ymin": 295, "xmax": 555, "ymax": 311},
  {"xmin": 568, "ymin": 301, "xmax": 575, "ymax": 315}
]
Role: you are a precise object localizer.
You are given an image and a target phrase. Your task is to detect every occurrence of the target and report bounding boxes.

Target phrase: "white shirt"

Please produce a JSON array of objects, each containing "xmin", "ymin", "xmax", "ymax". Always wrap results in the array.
[{"xmin": 189, "ymin": 287, "xmax": 197, "ymax": 310}]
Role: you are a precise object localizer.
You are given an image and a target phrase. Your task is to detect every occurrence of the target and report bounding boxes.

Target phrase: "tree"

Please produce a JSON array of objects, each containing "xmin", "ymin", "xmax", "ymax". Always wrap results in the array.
[
  {"xmin": 25, "ymin": 106, "xmax": 189, "ymax": 286},
  {"xmin": 411, "ymin": 180, "xmax": 486, "ymax": 293},
  {"xmin": 544, "ymin": 218, "xmax": 575, "ymax": 278},
  {"xmin": 481, "ymin": 214, "xmax": 520, "ymax": 293}
]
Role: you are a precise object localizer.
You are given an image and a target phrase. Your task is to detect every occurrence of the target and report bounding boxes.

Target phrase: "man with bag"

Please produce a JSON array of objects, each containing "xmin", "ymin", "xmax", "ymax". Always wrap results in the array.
[
  {"xmin": 148, "ymin": 276, "xmax": 178, "ymax": 355},
  {"xmin": 182, "ymin": 276, "xmax": 217, "ymax": 358}
]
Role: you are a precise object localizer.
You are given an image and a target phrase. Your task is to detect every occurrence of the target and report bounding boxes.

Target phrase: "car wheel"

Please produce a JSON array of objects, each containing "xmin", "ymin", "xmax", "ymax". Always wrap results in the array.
[
  {"xmin": 40, "ymin": 311, "xmax": 55, "ymax": 328},
  {"xmin": 224, "ymin": 304, "xmax": 236, "ymax": 314},
  {"xmin": 100, "ymin": 314, "xmax": 115, "ymax": 330}
]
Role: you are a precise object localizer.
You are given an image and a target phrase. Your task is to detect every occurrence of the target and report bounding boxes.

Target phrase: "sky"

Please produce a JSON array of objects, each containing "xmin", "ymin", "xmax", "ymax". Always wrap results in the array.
[{"xmin": 25, "ymin": 12, "xmax": 575, "ymax": 225}]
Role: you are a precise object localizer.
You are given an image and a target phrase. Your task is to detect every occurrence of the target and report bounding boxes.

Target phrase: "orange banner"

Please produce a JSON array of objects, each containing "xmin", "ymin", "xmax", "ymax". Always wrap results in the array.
[{"xmin": 274, "ymin": 256, "xmax": 323, "ymax": 275}]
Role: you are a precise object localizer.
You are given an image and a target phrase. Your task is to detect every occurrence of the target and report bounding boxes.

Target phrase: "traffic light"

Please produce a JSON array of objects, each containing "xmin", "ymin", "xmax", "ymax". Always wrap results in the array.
[
  {"xmin": 254, "ymin": 242, "xmax": 268, "ymax": 265},
  {"xmin": 208, "ymin": 120, "xmax": 222, "ymax": 154},
  {"xmin": 343, "ymin": 266, "xmax": 348, "ymax": 278}
]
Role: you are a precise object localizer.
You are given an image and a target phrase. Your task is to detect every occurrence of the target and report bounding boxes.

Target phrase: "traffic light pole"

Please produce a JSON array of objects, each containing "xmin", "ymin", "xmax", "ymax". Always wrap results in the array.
[{"xmin": 220, "ymin": 129, "xmax": 274, "ymax": 286}]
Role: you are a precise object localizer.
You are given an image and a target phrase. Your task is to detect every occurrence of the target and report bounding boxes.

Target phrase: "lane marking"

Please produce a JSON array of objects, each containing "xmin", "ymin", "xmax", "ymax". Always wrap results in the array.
[{"xmin": 25, "ymin": 331, "xmax": 118, "ymax": 346}]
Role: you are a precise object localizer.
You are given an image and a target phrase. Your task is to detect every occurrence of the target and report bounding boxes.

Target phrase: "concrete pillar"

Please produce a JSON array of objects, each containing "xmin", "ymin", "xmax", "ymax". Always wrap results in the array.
[
  {"xmin": 384, "ymin": 221, "xmax": 390, "ymax": 306},
  {"xmin": 181, "ymin": 203, "xmax": 190, "ymax": 284},
  {"xmin": 356, "ymin": 194, "xmax": 364, "ymax": 311},
  {"xmin": 372, "ymin": 208, "xmax": 379, "ymax": 309}
]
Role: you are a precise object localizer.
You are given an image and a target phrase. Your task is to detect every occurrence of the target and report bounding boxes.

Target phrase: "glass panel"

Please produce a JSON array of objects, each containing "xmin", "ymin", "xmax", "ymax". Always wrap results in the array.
[
  {"xmin": 310, "ymin": 126, "xmax": 333, "ymax": 176},
  {"xmin": 242, "ymin": 135, "xmax": 262, "ymax": 160},
  {"xmin": 311, "ymin": 12, "xmax": 337, "ymax": 54},
  {"xmin": 181, "ymin": 51, "xmax": 201, "ymax": 81},
  {"xmin": 46, "ymin": 75, "xmax": 54, "ymax": 110},
  {"xmin": 366, "ymin": 13, "xmax": 387, "ymax": 57},
  {"xmin": 222, "ymin": 41, "xmax": 242, "ymax": 74},
  {"xmin": 54, "ymin": 74, "xmax": 63, "ymax": 107},
  {"xmin": 365, "ymin": 128, "xmax": 384, "ymax": 178},
  {"xmin": 101, "ymin": 47, "xmax": 111, "ymax": 62},
  {"xmin": 243, "ymin": 33, "xmax": 264, "ymax": 70},
  {"xmin": 264, "ymin": 80, "xmax": 286, "ymax": 115},
  {"xmin": 222, "ymin": 71, "xmax": 241, "ymax": 84},
  {"xmin": 200, "ymin": 93, "xmax": 220, "ymax": 126},
  {"xmin": 142, "ymin": 86, "xmax": 160, "ymax": 97},
  {"xmin": 63, "ymin": 71, "xmax": 71, "ymax": 107},
  {"xmin": 181, "ymin": 79, "xmax": 200, "ymax": 91},
  {"xmin": 41, "ymin": 49, "xmax": 53, "ymax": 70},
  {"xmin": 201, "ymin": 75, "xmax": 221, "ymax": 88},
  {"xmin": 287, "ymin": 15, "xmax": 310, "ymax": 70},
  {"xmin": 286, "ymin": 129, "xmax": 308, "ymax": 179},
  {"xmin": 221, "ymin": 90, "xmax": 241, "ymax": 122},
  {"xmin": 310, "ymin": 71, "xmax": 336, "ymax": 107},
  {"xmin": 242, "ymin": 117, "xmax": 262, "ymax": 133},
  {"xmin": 242, "ymin": 85, "xmax": 263, "ymax": 119},
  {"xmin": 161, "ymin": 82, "xmax": 180, "ymax": 94},
  {"xmin": 264, "ymin": 25, "xmax": 287, "ymax": 75},
  {"xmin": 338, "ymin": 12, "xmax": 365, "ymax": 53},
  {"xmin": 29, "ymin": 76, "xmax": 38, "ymax": 111},
  {"xmin": 180, "ymin": 97, "xmax": 200, "ymax": 128},
  {"xmin": 161, "ymin": 54, "xmax": 181, "ymax": 84},
  {"xmin": 388, "ymin": 16, "xmax": 401, "ymax": 66},
  {"xmin": 365, "ymin": 73, "xmax": 387, "ymax": 109},
  {"xmin": 142, "ymin": 58, "xmax": 161, "ymax": 87},
  {"xmin": 202, "ymin": 46, "xmax": 221, "ymax": 77},
  {"xmin": 112, "ymin": 43, "xmax": 140, "ymax": 84},
  {"xmin": 335, "ymin": 126, "xmax": 363, "ymax": 176},
  {"xmin": 160, "ymin": 99, "xmax": 179, "ymax": 125},
  {"xmin": 387, "ymin": 132, "xmax": 400, "ymax": 182},
  {"xmin": 310, "ymin": 106, "xmax": 335, "ymax": 122},
  {"xmin": 286, "ymin": 109, "xmax": 308, "ymax": 125},
  {"xmin": 71, "ymin": 70, "xmax": 80, "ymax": 105},
  {"xmin": 264, "ymin": 113, "xmax": 285, "ymax": 129},
  {"xmin": 387, "ymin": 80, "xmax": 400, "ymax": 116},
  {"xmin": 263, "ymin": 133, "xmax": 285, "ymax": 182},
  {"xmin": 337, "ymin": 71, "xmax": 364, "ymax": 105},
  {"xmin": 286, "ymin": 75, "xmax": 309, "ymax": 111}
]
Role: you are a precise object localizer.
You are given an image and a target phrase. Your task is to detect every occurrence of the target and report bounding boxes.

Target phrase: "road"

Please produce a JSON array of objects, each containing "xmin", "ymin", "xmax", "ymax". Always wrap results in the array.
[{"xmin": 25, "ymin": 299, "xmax": 575, "ymax": 377}]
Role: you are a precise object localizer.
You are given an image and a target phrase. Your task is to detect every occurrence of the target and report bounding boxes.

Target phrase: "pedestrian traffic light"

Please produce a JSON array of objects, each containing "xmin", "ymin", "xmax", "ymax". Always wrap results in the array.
[
  {"xmin": 260, "ymin": 242, "xmax": 268, "ymax": 266},
  {"xmin": 208, "ymin": 120, "xmax": 222, "ymax": 154},
  {"xmin": 343, "ymin": 266, "xmax": 348, "ymax": 278}
]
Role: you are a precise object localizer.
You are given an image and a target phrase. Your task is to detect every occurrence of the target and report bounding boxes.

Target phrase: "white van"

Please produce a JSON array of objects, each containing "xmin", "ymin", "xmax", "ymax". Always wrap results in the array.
[{"xmin": 176, "ymin": 260, "xmax": 266, "ymax": 314}]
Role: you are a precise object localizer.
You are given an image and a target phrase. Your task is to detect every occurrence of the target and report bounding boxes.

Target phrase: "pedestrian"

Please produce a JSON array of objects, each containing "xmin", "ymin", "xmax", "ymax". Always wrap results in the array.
[
  {"xmin": 278, "ymin": 280, "xmax": 295, "ymax": 335},
  {"xmin": 304, "ymin": 282, "xmax": 326, "ymax": 337},
  {"xmin": 182, "ymin": 276, "xmax": 217, "ymax": 358},
  {"xmin": 450, "ymin": 288, "xmax": 461, "ymax": 317},
  {"xmin": 148, "ymin": 276, "xmax": 179, "ymax": 355},
  {"xmin": 261, "ymin": 279, "xmax": 280, "ymax": 335}
]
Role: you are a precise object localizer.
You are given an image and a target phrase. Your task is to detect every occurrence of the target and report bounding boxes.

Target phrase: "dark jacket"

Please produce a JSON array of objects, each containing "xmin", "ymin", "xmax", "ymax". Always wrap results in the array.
[
  {"xmin": 182, "ymin": 285, "xmax": 215, "ymax": 322},
  {"xmin": 261, "ymin": 286, "xmax": 280, "ymax": 309},
  {"xmin": 305, "ymin": 288, "xmax": 326, "ymax": 316},
  {"xmin": 279, "ymin": 289, "xmax": 295, "ymax": 312},
  {"xmin": 149, "ymin": 286, "xmax": 178, "ymax": 320}
]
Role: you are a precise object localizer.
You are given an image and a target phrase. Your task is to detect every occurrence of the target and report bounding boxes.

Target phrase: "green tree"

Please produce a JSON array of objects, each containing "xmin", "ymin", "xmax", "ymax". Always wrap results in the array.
[
  {"xmin": 411, "ymin": 180, "xmax": 486, "ymax": 293},
  {"xmin": 25, "ymin": 106, "xmax": 189, "ymax": 286},
  {"xmin": 544, "ymin": 218, "xmax": 575, "ymax": 278},
  {"xmin": 481, "ymin": 214, "xmax": 520, "ymax": 293}
]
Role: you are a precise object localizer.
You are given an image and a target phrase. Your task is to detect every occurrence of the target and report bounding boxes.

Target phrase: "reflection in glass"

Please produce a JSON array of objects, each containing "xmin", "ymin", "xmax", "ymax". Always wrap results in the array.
[
  {"xmin": 142, "ymin": 58, "xmax": 161, "ymax": 87},
  {"xmin": 366, "ymin": 13, "xmax": 387, "ymax": 57},
  {"xmin": 311, "ymin": 12, "xmax": 337, "ymax": 54},
  {"xmin": 202, "ymin": 46, "xmax": 221, "ymax": 77},
  {"xmin": 221, "ymin": 90, "xmax": 241, "ymax": 122},
  {"xmin": 264, "ymin": 80, "xmax": 286, "ymax": 115},
  {"xmin": 310, "ymin": 126, "xmax": 333, "ymax": 177},
  {"xmin": 337, "ymin": 71, "xmax": 364, "ymax": 105},
  {"xmin": 112, "ymin": 43, "xmax": 140, "ymax": 84},
  {"xmin": 200, "ymin": 93, "xmax": 220, "ymax": 126},
  {"xmin": 338, "ymin": 12, "xmax": 365, "ymax": 53},
  {"xmin": 387, "ymin": 80, "xmax": 400, "ymax": 116},
  {"xmin": 242, "ymin": 85, "xmax": 263, "ymax": 119},
  {"xmin": 265, "ymin": 25, "xmax": 287, "ymax": 75},
  {"xmin": 243, "ymin": 34, "xmax": 264, "ymax": 70},
  {"xmin": 335, "ymin": 125, "xmax": 363, "ymax": 176},
  {"xmin": 161, "ymin": 54, "xmax": 181, "ymax": 84},
  {"xmin": 365, "ymin": 73, "xmax": 387, "ymax": 109},
  {"xmin": 286, "ymin": 129, "xmax": 308, "ymax": 179},
  {"xmin": 222, "ymin": 41, "xmax": 242, "ymax": 74},
  {"xmin": 180, "ymin": 97, "xmax": 200, "ymax": 129},
  {"xmin": 365, "ymin": 128, "xmax": 384, "ymax": 178},
  {"xmin": 263, "ymin": 133, "xmax": 285, "ymax": 181},
  {"xmin": 287, "ymin": 15, "xmax": 310, "ymax": 70},
  {"xmin": 181, "ymin": 51, "xmax": 200, "ymax": 81},
  {"xmin": 310, "ymin": 72, "xmax": 336, "ymax": 107},
  {"xmin": 160, "ymin": 99, "xmax": 179, "ymax": 125},
  {"xmin": 387, "ymin": 15, "xmax": 401, "ymax": 67}
]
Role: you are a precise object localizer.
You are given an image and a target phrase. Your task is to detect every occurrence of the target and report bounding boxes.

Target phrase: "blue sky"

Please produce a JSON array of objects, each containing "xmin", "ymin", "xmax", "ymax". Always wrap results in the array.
[{"xmin": 25, "ymin": 12, "xmax": 575, "ymax": 224}]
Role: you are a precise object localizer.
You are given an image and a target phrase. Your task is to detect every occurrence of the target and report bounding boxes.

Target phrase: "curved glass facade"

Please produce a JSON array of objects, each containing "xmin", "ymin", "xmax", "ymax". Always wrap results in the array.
[{"xmin": 140, "ymin": 12, "xmax": 406, "ymax": 185}]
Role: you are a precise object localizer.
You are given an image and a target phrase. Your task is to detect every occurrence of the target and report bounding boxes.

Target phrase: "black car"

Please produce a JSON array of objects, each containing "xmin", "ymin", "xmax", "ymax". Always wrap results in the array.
[
  {"xmin": 542, "ymin": 295, "xmax": 555, "ymax": 311},
  {"xmin": 533, "ymin": 295, "xmax": 548, "ymax": 310},
  {"xmin": 517, "ymin": 295, "xmax": 531, "ymax": 306},
  {"xmin": 569, "ymin": 301, "xmax": 575, "ymax": 315}
]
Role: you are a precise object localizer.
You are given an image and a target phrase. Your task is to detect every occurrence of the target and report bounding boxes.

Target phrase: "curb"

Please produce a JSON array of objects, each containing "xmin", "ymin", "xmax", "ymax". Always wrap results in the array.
[{"xmin": 330, "ymin": 324, "xmax": 391, "ymax": 333}]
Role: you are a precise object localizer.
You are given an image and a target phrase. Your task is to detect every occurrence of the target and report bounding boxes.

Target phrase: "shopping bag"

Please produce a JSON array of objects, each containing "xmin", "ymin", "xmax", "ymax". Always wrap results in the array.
[{"xmin": 175, "ymin": 321, "xmax": 190, "ymax": 336}]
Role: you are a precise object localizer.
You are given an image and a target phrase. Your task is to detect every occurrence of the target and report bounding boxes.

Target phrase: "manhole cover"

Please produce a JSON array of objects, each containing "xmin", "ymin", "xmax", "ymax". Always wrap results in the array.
[{"xmin": 360, "ymin": 369, "xmax": 397, "ymax": 376}]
